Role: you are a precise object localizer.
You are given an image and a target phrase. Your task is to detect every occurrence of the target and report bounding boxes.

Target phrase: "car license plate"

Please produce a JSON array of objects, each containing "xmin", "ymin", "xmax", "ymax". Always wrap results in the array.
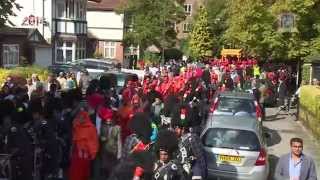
[{"xmin": 218, "ymin": 155, "xmax": 242, "ymax": 164}]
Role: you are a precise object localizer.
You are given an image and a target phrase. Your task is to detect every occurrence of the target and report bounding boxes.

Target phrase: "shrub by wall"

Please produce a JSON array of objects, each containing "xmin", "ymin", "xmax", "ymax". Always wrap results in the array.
[
  {"xmin": 0, "ymin": 66, "xmax": 49, "ymax": 86},
  {"xmin": 299, "ymin": 85, "xmax": 320, "ymax": 140}
]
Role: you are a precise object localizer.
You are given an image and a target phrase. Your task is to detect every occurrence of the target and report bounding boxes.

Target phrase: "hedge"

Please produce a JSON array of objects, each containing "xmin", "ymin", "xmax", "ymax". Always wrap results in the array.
[
  {"xmin": 0, "ymin": 66, "xmax": 50, "ymax": 86},
  {"xmin": 299, "ymin": 85, "xmax": 320, "ymax": 140}
]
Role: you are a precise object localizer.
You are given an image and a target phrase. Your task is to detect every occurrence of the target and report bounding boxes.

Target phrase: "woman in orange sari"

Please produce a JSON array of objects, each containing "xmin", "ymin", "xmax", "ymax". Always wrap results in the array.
[{"xmin": 69, "ymin": 110, "xmax": 99, "ymax": 180}]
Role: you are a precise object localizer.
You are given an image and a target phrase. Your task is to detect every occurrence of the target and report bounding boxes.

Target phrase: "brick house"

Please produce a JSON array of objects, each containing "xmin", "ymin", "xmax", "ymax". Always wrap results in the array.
[{"xmin": 87, "ymin": 0, "xmax": 124, "ymax": 64}]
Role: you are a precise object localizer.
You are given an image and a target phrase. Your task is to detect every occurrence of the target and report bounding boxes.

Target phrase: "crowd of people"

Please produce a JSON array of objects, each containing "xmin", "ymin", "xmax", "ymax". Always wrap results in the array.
[{"xmin": 0, "ymin": 57, "xmax": 299, "ymax": 180}]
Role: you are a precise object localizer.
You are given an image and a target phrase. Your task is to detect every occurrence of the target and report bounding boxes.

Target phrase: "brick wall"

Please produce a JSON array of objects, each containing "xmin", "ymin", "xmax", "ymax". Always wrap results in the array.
[{"xmin": 92, "ymin": 40, "xmax": 124, "ymax": 63}]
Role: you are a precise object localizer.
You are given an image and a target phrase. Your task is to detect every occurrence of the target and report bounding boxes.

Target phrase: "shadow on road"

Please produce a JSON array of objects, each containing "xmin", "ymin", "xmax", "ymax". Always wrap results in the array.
[
  {"xmin": 265, "ymin": 114, "xmax": 286, "ymax": 122},
  {"xmin": 263, "ymin": 126, "xmax": 282, "ymax": 147},
  {"xmin": 268, "ymin": 154, "xmax": 279, "ymax": 180}
]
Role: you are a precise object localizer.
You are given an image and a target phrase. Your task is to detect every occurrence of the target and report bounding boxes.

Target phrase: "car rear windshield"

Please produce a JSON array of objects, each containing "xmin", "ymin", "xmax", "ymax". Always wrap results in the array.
[
  {"xmin": 217, "ymin": 97, "xmax": 255, "ymax": 113},
  {"xmin": 202, "ymin": 128, "xmax": 261, "ymax": 151}
]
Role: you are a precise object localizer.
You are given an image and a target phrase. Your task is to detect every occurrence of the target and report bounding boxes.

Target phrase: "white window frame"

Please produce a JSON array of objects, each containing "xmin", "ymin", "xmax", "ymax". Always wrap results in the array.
[
  {"xmin": 55, "ymin": 40, "xmax": 75, "ymax": 63},
  {"xmin": 184, "ymin": 4, "xmax": 192, "ymax": 16},
  {"xmin": 103, "ymin": 41, "xmax": 116, "ymax": 59},
  {"xmin": 2, "ymin": 44, "xmax": 19, "ymax": 67}
]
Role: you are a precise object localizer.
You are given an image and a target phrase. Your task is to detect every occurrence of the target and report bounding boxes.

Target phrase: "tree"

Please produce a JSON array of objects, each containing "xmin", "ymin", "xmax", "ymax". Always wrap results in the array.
[
  {"xmin": 223, "ymin": 0, "xmax": 278, "ymax": 60},
  {"xmin": 205, "ymin": 0, "xmax": 228, "ymax": 57},
  {"xmin": 0, "ymin": 0, "xmax": 19, "ymax": 27},
  {"xmin": 220, "ymin": 0, "xmax": 320, "ymax": 61},
  {"xmin": 270, "ymin": 0, "xmax": 320, "ymax": 61},
  {"xmin": 117, "ymin": 0, "xmax": 185, "ymax": 51},
  {"xmin": 189, "ymin": 6, "xmax": 213, "ymax": 60}
]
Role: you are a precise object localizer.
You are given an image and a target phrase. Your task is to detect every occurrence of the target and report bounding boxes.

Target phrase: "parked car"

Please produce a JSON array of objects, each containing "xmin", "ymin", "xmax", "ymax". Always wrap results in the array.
[
  {"xmin": 201, "ymin": 115, "xmax": 269, "ymax": 180},
  {"xmin": 70, "ymin": 58, "xmax": 118, "ymax": 72},
  {"xmin": 94, "ymin": 70, "xmax": 139, "ymax": 92},
  {"xmin": 48, "ymin": 64, "xmax": 86, "ymax": 76},
  {"xmin": 209, "ymin": 91, "xmax": 264, "ymax": 122}
]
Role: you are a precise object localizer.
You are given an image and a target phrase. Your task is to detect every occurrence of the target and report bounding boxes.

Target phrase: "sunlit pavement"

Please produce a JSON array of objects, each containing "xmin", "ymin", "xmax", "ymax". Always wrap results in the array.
[{"xmin": 264, "ymin": 107, "xmax": 320, "ymax": 180}]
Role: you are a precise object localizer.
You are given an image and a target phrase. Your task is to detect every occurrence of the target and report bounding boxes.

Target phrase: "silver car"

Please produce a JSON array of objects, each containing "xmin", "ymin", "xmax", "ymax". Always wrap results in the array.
[
  {"xmin": 209, "ymin": 92, "xmax": 264, "ymax": 122},
  {"xmin": 201, "ymin": 115, "xmax": 269, "ymax": 180}
]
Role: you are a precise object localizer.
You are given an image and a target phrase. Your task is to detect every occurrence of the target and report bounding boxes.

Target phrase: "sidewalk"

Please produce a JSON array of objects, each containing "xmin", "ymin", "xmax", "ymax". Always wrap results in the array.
[{"xmin": 264, "ymin": 107, "xmax": 320, "ymax": 179}]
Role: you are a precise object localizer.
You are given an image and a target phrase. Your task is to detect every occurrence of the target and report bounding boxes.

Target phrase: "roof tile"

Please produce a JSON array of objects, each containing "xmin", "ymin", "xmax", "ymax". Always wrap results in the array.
[{"xmin": 87, "ymin": 0, "xmax": 123, "ymax": 11}]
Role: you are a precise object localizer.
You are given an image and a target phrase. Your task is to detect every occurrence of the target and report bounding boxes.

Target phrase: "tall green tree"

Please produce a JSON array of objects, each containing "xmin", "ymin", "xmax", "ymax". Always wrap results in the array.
[
  {"xmin": 271, "ymin": 0, "xmax": 320, "ymax": 61},
  {"xmin": 117, "ymin": 0, "xmax": 185, "ymax": 51},
  {"xmin": 223, "ymin": 0, "xmax": 278, "ymax": 60},
  {"xmin": 0, "ymin": 0, "xmax": 19, "ymax": 27},
  {"xmin": 205, "ymin": 0, "xmax": 228, "ymax": 57},
  {"xmin": 189, "ymin": 6, "xmax": 213, "ymax": 60},
  {"xmin": 218, "ymin": 0, "xmax": 320, "ymax": 61}
]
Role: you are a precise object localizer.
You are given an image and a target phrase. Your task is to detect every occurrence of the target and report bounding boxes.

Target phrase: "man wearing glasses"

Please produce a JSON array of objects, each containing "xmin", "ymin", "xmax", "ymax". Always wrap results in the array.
[{"xmin": 275, "ymin": 138, "xmax": 317, "ymax": 180}]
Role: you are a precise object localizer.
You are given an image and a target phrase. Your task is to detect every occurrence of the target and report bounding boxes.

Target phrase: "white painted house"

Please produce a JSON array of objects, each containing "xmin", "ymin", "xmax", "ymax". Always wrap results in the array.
[
  {"xmin": 6, "ymin": 0, "xmax": 99, "ymax": 67},
  {"xmin": 87, "ymin": 0, "xmax": 125, "ymax": 63}
]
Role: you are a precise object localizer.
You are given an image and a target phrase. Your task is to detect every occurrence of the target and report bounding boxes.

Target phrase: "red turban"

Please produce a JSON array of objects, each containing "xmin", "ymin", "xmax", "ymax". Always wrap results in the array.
[{"xmin": 98, "ymin": 107, "xmax": 113, "ymax": 121}]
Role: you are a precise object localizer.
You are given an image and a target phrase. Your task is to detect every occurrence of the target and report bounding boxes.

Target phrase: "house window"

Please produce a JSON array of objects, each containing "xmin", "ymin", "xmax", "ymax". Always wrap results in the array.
[
  {"xmin": 79, "ymin": 1, "xmax": 85, "ymax": 20},
  {"xmin": 183, "ymin": 23, "xmax": 192, "ymax": 32},
  {"xmin": 56, "ymin": 0, "xmax": 65, "ymax": 18},
  {"xmin": 68, "ymin": 0, "xmax": 75, "ymax": 18},
  {"xmin": 2, "ymin": 44, "xmax": 19, "ymax": 67},
  {"xmin": 56, "ymin": 39, "xmax": 75, "ymax": 63},
  {"xmin": 184, "ymin": 4, "xmax": 192, "ymax": 15},
  {"xmin": 75, "ymin": 1, "xmax": 79, "ymax": 19},
  {"xmin": 57, "ymin": 0, "xmax": 80, "ymax": 19},
  {"xmin": 104, "ymin": 41, "xmax": 116, "ymax": 58},
  {"xmin": 76, "ymin": 39, "xmax": 86, "ymax": 59}
]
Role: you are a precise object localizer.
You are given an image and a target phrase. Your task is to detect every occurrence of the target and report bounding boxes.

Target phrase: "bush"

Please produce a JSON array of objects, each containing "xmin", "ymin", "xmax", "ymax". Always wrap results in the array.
[
  {"xmin": 299, "ymin": 85, "xmax": 320, "ymax": 140},
  {"xmin": 0, "ymin": 66, "xmax": 49, "ymax": 86}
]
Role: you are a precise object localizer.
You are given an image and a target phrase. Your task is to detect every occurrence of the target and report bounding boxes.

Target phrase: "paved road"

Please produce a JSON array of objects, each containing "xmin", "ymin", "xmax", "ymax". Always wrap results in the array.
[{"xmin": 264, "ymin": 107, "xmax": 320, "ymax": 180}]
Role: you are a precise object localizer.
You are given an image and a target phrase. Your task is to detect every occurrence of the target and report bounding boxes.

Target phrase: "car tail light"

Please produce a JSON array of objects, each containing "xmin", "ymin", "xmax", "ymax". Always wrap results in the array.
[
  {"xmin": 255, "ymin": 148, "xmax": 267, "ymax": 166},
  {"xmin": 254, "ymin": 101, "xmax": 262, "ymax": 121},
  {"xmin": 209, "ymin": 97, "xmax": 219, "ymax": 113}
]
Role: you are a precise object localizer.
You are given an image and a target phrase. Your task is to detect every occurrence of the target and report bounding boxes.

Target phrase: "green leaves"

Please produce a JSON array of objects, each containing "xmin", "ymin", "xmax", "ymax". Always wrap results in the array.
[
  {"xmin": 204, "ymin": 0, "xmax": 320, "ymax": 62},
  {"xmin": 118, "ymin": 0, "xmax": 185, "ymax": 51},
  {"xmin": 119, "ymin": 0, "xmax": 320, "ymax": 62},
  {"xmin": 0, "ymin": 0, "xmax": 18, "ymax": 27},
  {"xmin": 189, "ymin": 6, "xmax": 214, "ymax": 60}
]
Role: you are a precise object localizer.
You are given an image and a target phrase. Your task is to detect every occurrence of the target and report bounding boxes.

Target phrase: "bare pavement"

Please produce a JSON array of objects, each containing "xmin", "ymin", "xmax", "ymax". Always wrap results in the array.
[{"xmin": 265, "ymin": 107, "xmax": 320, "ymax": 180}]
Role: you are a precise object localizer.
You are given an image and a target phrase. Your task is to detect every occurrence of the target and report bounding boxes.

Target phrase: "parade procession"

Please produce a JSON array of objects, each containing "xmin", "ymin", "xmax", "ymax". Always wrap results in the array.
[
  {"xmin": 0, "ymin": 52, "xmax": 305, "ymax": 180},
  {"xmin": 1, "ymin": 0, "xmax": 320, "ymax": 179}
]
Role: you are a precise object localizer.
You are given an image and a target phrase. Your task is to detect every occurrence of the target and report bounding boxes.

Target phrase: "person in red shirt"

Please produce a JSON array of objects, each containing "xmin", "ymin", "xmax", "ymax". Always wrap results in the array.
[
  {"xmin": 122, "ymin": 81, "xmax": 137, "ymax": 105},
  {"xmin": 116, "ymin": 102, "xmax": 134, "ymax": 143}
]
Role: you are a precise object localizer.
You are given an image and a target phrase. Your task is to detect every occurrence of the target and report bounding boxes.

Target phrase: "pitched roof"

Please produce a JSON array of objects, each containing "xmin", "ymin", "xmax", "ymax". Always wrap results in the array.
[
  {"xmin": 87, "ymin": 0, "xmax": 123, "ymax": 11},
  {"xmin": 0, "ymin": 27, "xmax": 49, "ymax": 46},
  {"xmin": 0, "ymin": 27, "xmax": 31, "ymax": 36}
]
